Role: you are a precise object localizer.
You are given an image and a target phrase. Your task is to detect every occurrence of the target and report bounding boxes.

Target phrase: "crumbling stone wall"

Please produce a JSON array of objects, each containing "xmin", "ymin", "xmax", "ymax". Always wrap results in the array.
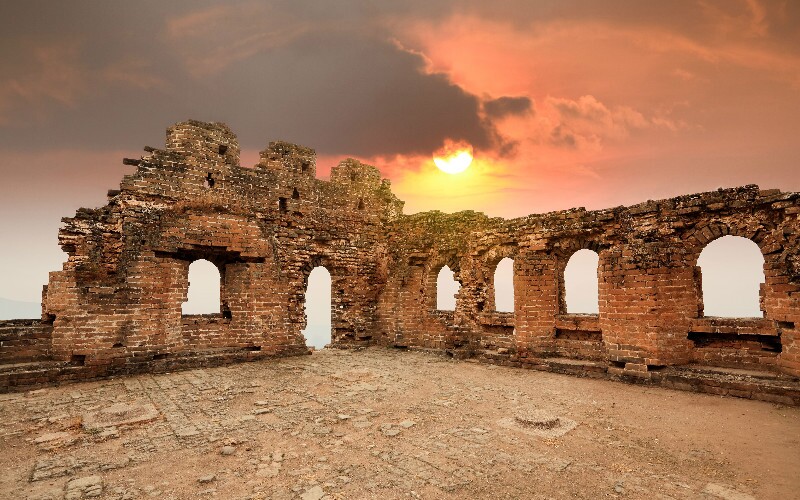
[
  {"xmin": 379, "ymin": 186, "xmax": 800, "ymax": 378},
  {"xmin": 41, "ymin": 120, "xmax": 403, "ymax": 369},
  {"xmin": 1, "ymin": 120, "xmax": 798, "ymax": 392}
]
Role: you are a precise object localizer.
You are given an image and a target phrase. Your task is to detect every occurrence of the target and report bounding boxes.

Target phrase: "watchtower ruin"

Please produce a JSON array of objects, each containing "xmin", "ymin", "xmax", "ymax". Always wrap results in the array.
[{"xmin": 2, "ymin": 120, "xmax": 798, "ymax": 403}]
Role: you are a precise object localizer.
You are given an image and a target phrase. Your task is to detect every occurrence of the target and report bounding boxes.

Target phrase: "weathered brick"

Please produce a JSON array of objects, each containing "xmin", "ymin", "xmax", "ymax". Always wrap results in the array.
[{"xmin": 0, "ymin": 119, "xmax": 798, "ymax": 397}]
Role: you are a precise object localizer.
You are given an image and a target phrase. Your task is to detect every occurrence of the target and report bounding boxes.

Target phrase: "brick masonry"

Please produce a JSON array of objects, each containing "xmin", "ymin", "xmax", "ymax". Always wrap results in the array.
[{"xmin": 1, "ymin": 120, "xmax": 798, "ymax": 399}]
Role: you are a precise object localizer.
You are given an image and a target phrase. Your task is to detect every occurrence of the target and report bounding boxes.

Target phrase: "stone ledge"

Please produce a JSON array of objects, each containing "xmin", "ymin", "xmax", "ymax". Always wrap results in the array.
[
  {"xmin": 473, "ymin": 351, "xmax": 800, "ymax": 406},
  {"xmin": 0, "ymin": 346, "xmax": 309, "ymax": 393}
]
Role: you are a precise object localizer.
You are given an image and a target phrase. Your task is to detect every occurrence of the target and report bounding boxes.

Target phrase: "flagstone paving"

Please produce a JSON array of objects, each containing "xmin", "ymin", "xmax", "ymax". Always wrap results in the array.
[{"xmin": 1, "ymin": 348, "xmax": 797, "ymax": 499}]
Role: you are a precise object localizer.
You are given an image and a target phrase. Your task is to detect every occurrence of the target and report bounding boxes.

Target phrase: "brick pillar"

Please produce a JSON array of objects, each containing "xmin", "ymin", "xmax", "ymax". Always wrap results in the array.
[
  {"xmin": 224, "ymin": 261, "xmax": 306, "ymax": 355},
  {"xmin": 381, "ymin": 265, "xmax": 428, "ymax": 347},
  {"xmin": 779, "ymin": 324, "xmax": 800, "ymax": 376},
  {"xmin": 764, "ymin": 260, "xmax": 800, "ymax": 375},
  {"xmin": 514, "ymin": 250, "xmax": 559, "ymax": 356},
  {"xmin": 601, "ymin": 243, "xmax": 695, "ymax": 376}
]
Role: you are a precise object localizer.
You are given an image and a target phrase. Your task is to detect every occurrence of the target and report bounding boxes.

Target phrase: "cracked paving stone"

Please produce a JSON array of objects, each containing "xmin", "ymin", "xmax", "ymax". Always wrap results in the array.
[
  {"xmin": 64, "ymin": 475, "xmax": 103, "ymax": 499},
  {"xmin": 174, "ymin": 427, "xmax": 200, "ymax": 438},
  {"xmin": 300, "ymin": 485, "xmax": 325, "ymax": 500},
  {"xmin": 0, "ymin": 349, "xmax": 794, "ymax": 499},
  {"xmin": 30, "ymin": 457, "xmax": 89, "ymax": 482}
]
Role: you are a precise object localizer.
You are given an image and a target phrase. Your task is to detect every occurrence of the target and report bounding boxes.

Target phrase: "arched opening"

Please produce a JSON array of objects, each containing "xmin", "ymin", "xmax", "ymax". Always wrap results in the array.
[
  {"xmin": 302, "ymin": 266, "xmax": 332, "ymax": 349},
  {"xmin": 697, "ymin": 235, "xmax": 764, "ymax": 318},
  {"xmin": 436, "ymin": 265, "xmax": 460, "ymax": 311},
  {"xmin": 182, "ymin": 259, "xmax": 221, "ymax": 315},
  {"xmin": 564, "ymin": 249, "xmax": 599, "ymax": 314},
  {"xmin": 494, "ymin": 257, "xmax": 514, "ymax": 312}
]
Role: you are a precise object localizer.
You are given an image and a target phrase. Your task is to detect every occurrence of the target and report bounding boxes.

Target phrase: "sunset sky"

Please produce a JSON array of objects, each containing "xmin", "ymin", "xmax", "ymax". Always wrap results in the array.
[{"xmin": 1, "ymin": 1, "xmax": 798, "ymax": 309}]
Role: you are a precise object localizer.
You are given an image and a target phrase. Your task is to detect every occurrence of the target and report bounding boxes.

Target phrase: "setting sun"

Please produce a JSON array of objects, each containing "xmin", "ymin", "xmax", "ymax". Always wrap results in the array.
[{"xmin": 433, "ymin": 141, "xmax": 473, "ymax": 174}]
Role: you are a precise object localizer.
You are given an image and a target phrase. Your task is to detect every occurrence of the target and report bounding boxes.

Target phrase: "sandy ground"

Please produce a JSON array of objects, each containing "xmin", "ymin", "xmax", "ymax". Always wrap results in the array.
[{"xmin": 0, "ymin": 348, "xmax": 798, "ymax": 500}]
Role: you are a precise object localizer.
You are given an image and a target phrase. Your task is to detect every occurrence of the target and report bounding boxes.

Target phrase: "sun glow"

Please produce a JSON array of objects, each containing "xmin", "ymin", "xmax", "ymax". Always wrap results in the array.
[{"xmin": 433, "ymin": 141, "xmax": 473, "ymax": 174}]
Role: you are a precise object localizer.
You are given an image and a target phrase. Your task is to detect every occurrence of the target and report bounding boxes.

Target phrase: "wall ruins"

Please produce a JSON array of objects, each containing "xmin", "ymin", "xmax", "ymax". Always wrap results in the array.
[{"xmin": 2, "ymin": 120, "xmax": 799, "ymax": 402}]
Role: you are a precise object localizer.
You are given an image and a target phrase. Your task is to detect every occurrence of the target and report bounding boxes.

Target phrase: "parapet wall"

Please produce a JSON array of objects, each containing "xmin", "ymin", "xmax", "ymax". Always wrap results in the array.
[
  {"xmin": 0, "ymin": 320, "xmax": 52, "ymax": 363},
  {"xmin": 377, "ymin": 187, "xmax": 800, "ymax": 379},
  {"xmin": 1, "ymin": 120, "xmax": 798, "ymax": 397}
]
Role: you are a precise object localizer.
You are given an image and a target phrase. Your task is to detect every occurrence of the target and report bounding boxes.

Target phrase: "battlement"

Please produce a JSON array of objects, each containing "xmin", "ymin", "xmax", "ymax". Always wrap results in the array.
[
  {"xmin": 166, "ymin": 120, "xmax": 241, "ymax": 166},
  {"xmin": 258, "ymin": 140, "xmax": 316, "ymax": 177},
  {"xmin": 330, "ymin": 158, "xmax": 382, "ymax": 188}
]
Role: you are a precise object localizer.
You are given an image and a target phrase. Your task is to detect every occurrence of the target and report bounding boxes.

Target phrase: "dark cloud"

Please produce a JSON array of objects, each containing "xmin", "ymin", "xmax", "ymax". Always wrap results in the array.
[
  {"xmin": 3, "ymin": 0, "xmax": 795, "ymax": 160},
  {"xmin": 0, "ymin": 0, "xmax": 509, "ymax": 158},
  {"xmin": 212, "ymin": 30, "xmax": 498, "ymax": 156},
  {"xmin": 483, "ymin": 96, "xmax": 533, "ymax": 119}
]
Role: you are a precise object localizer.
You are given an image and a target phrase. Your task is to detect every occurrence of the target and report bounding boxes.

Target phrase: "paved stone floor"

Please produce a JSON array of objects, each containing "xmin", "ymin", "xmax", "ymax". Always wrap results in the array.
[{"xmin": 1, "ymin": 348, "xmax": 798, "ymax": 499}]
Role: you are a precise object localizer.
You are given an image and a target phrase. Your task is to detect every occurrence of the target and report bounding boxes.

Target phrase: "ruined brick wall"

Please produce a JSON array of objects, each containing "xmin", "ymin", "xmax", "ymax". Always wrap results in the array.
[
  {"xmin": 377, "ymin": 186, "xmax": 800, "ymax": 377},
  {"xmin": 1, "ymin": 119, "xmax": 798, "ymax": 388},
  {"xmin": 0, "ymin": 320, "xmax": 52, "ymax": 363},
  {"xmin": 40, "ymin": 120, "xmax": 403, "ymax": 369}
]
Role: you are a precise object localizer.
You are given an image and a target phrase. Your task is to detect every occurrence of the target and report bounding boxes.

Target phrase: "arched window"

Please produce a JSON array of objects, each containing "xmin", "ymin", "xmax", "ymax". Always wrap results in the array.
[
  {"xmin": 494, "ymin": 257, "xmax": 514, "ymax": 312},
  {"xmin": 697, "ymin": 235, "xmax": 764, "ymax": 317},
  {"xmin": 564, "ymin": 249, "xmax": 600, "ymax": 314},
  {"xmin": 436, "ymin": 265, "xmax": 460, "ymax": 311},
  {"xmin": 182, "ymin": 259, "xmax": 221, "ymax": 315},
  {"xmin": 302, "ymin": 266, "xmax": 332, "ymax": 348}
]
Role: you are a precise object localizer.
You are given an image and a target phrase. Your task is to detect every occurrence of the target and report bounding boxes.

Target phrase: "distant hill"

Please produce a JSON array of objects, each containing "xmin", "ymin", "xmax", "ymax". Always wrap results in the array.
[{"xmin": 0, "ymin": 298, "xmax": 41, "ymax": 320}]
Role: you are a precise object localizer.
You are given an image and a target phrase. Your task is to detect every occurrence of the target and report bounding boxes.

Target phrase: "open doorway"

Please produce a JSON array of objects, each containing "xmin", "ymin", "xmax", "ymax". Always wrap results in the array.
[{"xmin": 302, "ymin": 266, "xmax": 332, "ymax": 348}]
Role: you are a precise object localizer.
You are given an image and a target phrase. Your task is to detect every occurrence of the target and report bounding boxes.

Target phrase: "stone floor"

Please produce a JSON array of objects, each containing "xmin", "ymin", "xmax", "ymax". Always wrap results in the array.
[{"xmin": 1, "ymin": 348, "xmax": 798, "ymax": 499}]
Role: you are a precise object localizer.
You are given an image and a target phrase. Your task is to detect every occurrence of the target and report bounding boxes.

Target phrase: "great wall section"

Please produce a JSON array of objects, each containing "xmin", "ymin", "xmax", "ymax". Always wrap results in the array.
[{"xmin": 2, "ymin": 120, "xmax": 799, "ymax": 404}]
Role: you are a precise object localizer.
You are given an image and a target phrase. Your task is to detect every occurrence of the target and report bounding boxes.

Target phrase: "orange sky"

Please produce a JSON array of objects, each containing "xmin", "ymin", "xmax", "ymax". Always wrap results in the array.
[
  {"xmin": 380, "ymin": 3, "xmax": 800, "ymax": 216},
  {"xmin": 0, "ymin": 0, "xmax": 798, "ymax": 302}
]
